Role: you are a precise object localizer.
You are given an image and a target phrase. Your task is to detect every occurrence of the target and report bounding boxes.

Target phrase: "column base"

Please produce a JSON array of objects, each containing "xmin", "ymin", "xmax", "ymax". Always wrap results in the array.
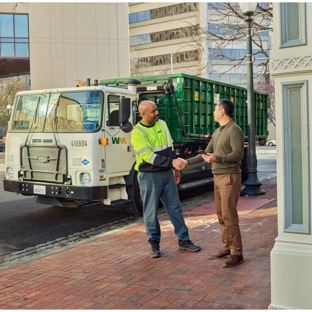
[{"xmin": 270, "ymin": 239, "xmax": 312, "ymax": 309}]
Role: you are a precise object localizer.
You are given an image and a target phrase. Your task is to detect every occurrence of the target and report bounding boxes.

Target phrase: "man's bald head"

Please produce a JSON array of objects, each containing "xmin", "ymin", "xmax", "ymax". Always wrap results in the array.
[
  {"xmin": 139, "ymin": 100, "xmax": 156, "ymax": 115},
  {"xmin": 138, "ymin": 100, "xmax": 159, "ymax": 126}
]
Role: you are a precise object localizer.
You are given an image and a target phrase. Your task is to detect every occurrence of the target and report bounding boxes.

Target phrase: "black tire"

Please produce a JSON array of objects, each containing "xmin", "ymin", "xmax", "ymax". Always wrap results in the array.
[
  {"xmin": 126, "ymin": 171, "xmax": 143, "ymax": 216},
  {"xmin": 268, "ymin": 142, "xmax": 273, "ymax": 146}
]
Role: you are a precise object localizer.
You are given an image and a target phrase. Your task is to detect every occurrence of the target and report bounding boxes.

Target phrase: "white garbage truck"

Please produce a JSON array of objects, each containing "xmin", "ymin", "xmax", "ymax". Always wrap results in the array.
[{"xmin": 3, "ymin": 73, "xmax": 269, "ymax": 215}]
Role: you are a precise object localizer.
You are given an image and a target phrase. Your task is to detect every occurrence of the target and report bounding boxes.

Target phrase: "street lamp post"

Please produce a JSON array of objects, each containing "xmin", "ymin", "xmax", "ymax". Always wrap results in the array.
[
  {"xmin": 239, "ymin": 2, "xmax": 265, "ymax": 196},
  {"xmin": 170, "ymin": 42, "xmax": 196, "ymax": 74}
]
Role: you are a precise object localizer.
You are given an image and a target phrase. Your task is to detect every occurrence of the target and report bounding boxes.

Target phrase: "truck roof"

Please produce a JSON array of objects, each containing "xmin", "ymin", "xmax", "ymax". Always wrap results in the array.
[{"xmin": 15, "ymin": 85, "xmax": 135, "ymax": 96}]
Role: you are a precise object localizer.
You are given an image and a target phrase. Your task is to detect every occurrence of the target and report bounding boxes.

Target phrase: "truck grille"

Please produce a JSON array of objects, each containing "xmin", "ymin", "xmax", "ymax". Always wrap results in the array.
[{"xmin": 20, "ymin": 145, "xmax": 67, "ymax": 183}]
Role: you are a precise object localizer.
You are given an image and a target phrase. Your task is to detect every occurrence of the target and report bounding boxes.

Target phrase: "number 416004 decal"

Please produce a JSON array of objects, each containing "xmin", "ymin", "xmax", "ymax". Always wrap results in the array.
[{"xmin": 71, "ymin": 140, "xmax": 87, "ymax": 147}]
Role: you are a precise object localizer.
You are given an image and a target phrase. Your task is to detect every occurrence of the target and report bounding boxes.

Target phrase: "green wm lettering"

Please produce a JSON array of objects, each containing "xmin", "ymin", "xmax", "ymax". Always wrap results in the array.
[{"xmin": 112, "ymin": 137, "xmax": 127, "ymax": 144}]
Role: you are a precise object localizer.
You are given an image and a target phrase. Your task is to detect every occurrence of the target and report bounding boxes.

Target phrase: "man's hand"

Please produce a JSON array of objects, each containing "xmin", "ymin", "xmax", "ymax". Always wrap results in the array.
[
  {"xmin": 172, "ymin": 158, "xmax": 188, "ymax": 170},
  {"xmin": 173, "ymin": 169, "xmax": 181, "ymax": 184},
  {"xmin": 202, "ymin": 153, "xmax": 216, "ymax": 163}
]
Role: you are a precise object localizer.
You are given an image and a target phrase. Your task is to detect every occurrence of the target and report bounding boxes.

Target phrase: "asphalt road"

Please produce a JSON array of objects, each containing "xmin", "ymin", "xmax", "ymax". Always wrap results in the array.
[{"xmin": 0, "ymin": 146, "xmax": 276, "ymax": 258}]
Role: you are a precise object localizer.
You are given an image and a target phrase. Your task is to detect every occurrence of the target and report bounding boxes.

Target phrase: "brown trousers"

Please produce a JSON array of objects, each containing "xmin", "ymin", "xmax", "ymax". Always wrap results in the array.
[{"xmin": 214, "ymin": 173, "xmax": 243, "ymax": 256}]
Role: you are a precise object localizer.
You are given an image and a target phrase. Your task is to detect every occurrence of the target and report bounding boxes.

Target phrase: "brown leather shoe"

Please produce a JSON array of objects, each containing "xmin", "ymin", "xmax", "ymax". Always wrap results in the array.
[
  {"xmin": 209, "ymin": 249, "xmax": 231, "ymax": 259},
  {"xmin": 223, "ymin": 255, "xmax": 244, "ymax": 268}
]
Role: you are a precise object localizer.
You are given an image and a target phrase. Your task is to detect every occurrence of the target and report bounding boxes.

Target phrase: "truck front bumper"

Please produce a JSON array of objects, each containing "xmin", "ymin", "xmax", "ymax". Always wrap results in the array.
[{"xmin": 3, "ymin": 178, "xmax": 107, "ymax": 201}]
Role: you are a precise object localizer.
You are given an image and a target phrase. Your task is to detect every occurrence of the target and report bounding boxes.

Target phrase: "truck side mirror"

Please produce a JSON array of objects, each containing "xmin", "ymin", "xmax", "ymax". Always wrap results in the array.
[{"xmin": 119, "ymin": 97, "xmax": 133, "ymax": 133}]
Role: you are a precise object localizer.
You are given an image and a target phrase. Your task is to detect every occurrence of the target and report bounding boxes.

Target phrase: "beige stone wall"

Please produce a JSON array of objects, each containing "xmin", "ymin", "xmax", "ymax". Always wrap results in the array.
[{"xmin": 0, "ymin": 2, "xmax": 130, "ymax": 89}]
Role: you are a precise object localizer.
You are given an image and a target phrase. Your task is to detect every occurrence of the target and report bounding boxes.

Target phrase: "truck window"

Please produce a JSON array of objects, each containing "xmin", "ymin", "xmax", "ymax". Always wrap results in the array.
[
  {"xmin": 107, "ymin": 94, "xmax": 120, "ymax": 127},
  {"xmin": 10, "ymin": 91, "xmax": 103, "ymax": 132}
]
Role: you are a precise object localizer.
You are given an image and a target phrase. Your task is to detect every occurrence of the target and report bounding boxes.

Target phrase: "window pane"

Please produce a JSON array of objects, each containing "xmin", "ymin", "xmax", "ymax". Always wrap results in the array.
[
  {"xmin": 289, "ymin": 88, "xmax": 303, "ymax": 224},
  {"xmin": 239, "ymin": 49, "xmax": 246, "ymax": 57},
  {"xmin": 221, "ymin": 74, "xmax": 231, "ymax": 84},
  {"xmin": 1, "ymin": 43, "xmax": 14, "ymax": 56},
  {"xmin": 137, "ymin": 34, "xmax": 151, "ymax": 45},
  {"xmin": 14, "ymin": 15, "xmax": 28, "ymax": 37},
  {"xmin": 145, "ymin": 10, "xmax": 151, "ymax": 20},
  {"xmin": 137, "ymin": 11, "xmax": 146, "ymax": 22},
  {"xmin": 129, "ymin": 13, "xmax": 137, "ymax": 24},
  {"xmin": 0, "ymin": 14, "xmax": 14, "ymax": 37},
  {"xmin": 231, "ymin": 50, "xmax": 240, "ymax": 58},
  {"xmin": 231, "ymin": 74, "xmax": 241, "ymax": 84},
  {"xmin": 287, "ymin": 3, "xmax": 299, "ymax": 40},
  {"xmin": 210, "ymin": 74, "xmax": 221, "ymax": 81},
  {"xmin": 15, "ymin": 43, "xmax": 29, "ymax": 57},
  {"xmin": 129, "ymin": 36, "xmax": 137, "ymax": 46}
]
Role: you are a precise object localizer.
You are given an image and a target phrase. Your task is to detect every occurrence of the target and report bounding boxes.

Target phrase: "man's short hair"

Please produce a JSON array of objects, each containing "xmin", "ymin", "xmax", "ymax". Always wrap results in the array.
[{"xmin": 218, "ymin": 99, "xmax": 234, "ymax": 117}]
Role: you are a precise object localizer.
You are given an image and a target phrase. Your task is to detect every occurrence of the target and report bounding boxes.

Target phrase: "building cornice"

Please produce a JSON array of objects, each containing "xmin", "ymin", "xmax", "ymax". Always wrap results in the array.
[{"xmin": 270, "ymin": 54, "xmax": 312, "ymax": 77}]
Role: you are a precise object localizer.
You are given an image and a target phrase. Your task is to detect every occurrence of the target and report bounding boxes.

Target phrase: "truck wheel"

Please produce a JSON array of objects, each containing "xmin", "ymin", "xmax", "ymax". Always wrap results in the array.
[{"xmin": 126, "ymin": 172, "xmax": 143, "ymax": 216}]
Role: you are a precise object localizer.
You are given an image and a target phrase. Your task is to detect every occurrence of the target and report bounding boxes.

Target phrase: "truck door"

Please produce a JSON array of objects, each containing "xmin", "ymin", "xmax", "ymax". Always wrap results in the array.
[{"xmin": 104, "ymin": 94, "xmax": 134, "ymax": 174}]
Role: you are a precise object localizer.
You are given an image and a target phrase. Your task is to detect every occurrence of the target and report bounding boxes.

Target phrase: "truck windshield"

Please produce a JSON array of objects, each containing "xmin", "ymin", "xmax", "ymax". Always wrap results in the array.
[{"xmin": 10, "ymin": 91, "xmax": 103, "ymax": 132}]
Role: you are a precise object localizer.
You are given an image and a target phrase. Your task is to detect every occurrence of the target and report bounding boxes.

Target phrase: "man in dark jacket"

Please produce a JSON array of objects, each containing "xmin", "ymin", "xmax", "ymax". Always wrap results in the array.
[{"xmin": 187, "ymin": 99, "xmax": 244, "ymax": 268}]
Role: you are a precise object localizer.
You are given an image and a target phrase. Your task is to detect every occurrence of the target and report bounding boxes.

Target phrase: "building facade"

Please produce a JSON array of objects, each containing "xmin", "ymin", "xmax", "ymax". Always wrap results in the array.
[
  {"xmin": 0, "ymin": 2, "xmax": 130, "ymax": 89},
  {"xmin": 129, "ymin": 3, "xmax": 271, "ymax": 83},
  {"xmin": 128, "ymin": 2, "xmax": 203, "ymax": 77},
  {"xmin": 128, "ymin": 2, "xmax": 275, "ymax": 139},
  {"xmin": 270, "ymin": 3, "xmax": 312, "ymax": 309}
]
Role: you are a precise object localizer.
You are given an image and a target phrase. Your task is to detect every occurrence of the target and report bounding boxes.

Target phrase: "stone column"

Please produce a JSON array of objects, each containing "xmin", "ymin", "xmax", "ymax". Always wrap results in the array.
[{"xmin": 270, "ymin": 3, "xmax": 312, "ymax": 309}]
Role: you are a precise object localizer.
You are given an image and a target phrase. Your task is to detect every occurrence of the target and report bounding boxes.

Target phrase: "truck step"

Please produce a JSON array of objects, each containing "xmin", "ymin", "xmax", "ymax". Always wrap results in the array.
[
  {"xmin": 109, "ymin": 183, "xmax": 127, "ymax": 189},
  {"xmin": 110, "ymin": 199, "xmax": 132, "ymax": 206}
]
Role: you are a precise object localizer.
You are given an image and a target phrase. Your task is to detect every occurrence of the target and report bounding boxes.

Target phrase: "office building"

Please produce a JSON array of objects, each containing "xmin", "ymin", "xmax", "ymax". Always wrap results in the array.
[{"xmin": 0, "ymin": 2, "xmax": 129, "ymax": 89}]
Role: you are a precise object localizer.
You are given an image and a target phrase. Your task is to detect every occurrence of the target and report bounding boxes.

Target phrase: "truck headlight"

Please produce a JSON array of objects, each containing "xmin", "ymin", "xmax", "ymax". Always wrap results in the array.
[
  {"xmin": 6, "ymin": 167, "xmax": 13, "ymax": 179},
  {"xmin": 80, "ymin": 173, "xmax": 91, "ymax": 185}
]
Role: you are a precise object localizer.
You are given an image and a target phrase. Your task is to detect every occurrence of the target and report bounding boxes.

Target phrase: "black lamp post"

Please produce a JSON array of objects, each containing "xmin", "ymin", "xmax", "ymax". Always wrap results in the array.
[{"xmin": 239, "ymin": 2, "xmax": 265, "ymax": 196}]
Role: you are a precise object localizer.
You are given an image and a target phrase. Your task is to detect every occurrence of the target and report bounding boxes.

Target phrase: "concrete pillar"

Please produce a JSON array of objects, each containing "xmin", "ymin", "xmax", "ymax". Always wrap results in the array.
[{"xmin": 270, "ymin": 3, "xmax": 312, "ymax": 309}]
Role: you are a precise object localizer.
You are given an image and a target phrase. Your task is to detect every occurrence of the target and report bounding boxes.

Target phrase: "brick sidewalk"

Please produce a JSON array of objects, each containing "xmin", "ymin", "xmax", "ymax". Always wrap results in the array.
[{"xmin": 0, "ymin": 179, "xmax": 277, "ymax": 309}]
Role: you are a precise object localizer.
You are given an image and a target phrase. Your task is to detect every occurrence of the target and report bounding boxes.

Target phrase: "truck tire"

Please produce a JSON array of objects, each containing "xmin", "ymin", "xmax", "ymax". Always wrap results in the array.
[{"xmin": 126, "ymin": 171, "xmax": 143, "ymax": 216}]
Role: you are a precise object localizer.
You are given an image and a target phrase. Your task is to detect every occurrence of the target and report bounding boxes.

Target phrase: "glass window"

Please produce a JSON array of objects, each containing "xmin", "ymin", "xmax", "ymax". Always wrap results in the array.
[
  {"xmin": 137, "ymin": 34, "xmax": 151, "ymax": 45},
  {"xmin": 145, "ymin": 10, "xmax": 151, "ymax": 20},
  {"xmin": 209, "ymin": 74, "xmax": 221, "ymax": 81},
  {"xmin": 0, "ymin": 13, "xmax": 29, "ymax": 58},
  {"xmin": 129, "ymin": 36, "xmax": 138, "ymax": 46},
  {"xmin": 287, "ymin": 3, "xmax": 299, "ymax": 40},
  {"xmin": 129, "ymin": 13, "xmax": 137, "ymax": 24},
  {"xmin": 231, "ymin": 49, "xmax": 240, "ymax": 58},
  {"xmin": 280, "ymin": 3, "xmax": 306, "ymax": 47},
  {"xmin": 106, "ymin": 95, "xmax": 120, "ymax": 127},
  {"xmin": 11, "ymin": 91, "xmax": 103, "ymax": 132},
  {"xmin": 129, "ymin": 4, "xmax": 198, "ymax": 25},
  {"xmin": 1, "ymin": 43, "xmax": 14, "ymax": 56},
  {"xmin": 0, "ymin": 14, "xmax": 14, "ymax": 37},
  {"xmin": 14, "ymin": 15, "xmax": 28, "ymax": 37},
  {"xmin": 15, "ymin": 43, "xmax": 29, "ymax": 57},
  {"xmin": 137, "ymin": 11, "xmax": 146, "ymax": 22},
  {"xmin": 221, "ymin": 74, "xmax": 231, "ymax": 84},
  {"xmin": 283, "ymin": 82, "xmax": 310, "ymax": 234}
]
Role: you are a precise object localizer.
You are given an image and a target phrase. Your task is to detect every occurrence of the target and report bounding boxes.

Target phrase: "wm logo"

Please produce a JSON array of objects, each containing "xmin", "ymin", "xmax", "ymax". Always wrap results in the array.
[{"xmin": 112, "ymin": 137, "xmax": 127, "ymax": 144}]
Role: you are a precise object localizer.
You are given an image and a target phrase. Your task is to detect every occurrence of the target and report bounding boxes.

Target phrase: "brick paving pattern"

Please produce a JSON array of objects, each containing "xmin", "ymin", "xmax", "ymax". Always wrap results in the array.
[{"xmin": 0, "ymin": 178, "xmax": 277, "ymax": 309}]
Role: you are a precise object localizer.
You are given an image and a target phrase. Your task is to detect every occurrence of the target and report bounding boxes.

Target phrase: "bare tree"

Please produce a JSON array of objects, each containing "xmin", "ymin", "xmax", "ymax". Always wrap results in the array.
[
  {"xmin": 0, "ymin": 76, "xmax": 28, "ymax": 127},
  {"xmin": 199, "ymin": 2, "xmax": 273, "ymax": 77},
  {"xmin": 255, "ymin": 78, "xmax": 275, "ymax": 127}
]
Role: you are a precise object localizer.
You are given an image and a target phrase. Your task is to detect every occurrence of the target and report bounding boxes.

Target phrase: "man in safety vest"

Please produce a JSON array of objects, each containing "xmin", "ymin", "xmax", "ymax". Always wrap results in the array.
[{"xmin": 131, "ymin": 100, "xmax": 201, "ymax": 258}]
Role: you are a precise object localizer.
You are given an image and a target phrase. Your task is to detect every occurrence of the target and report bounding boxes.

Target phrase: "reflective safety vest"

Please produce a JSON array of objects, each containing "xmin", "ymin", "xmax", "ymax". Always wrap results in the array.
[{"xmin": 130, "ymin": 119, "xmax": 174, "ymax": 172}]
